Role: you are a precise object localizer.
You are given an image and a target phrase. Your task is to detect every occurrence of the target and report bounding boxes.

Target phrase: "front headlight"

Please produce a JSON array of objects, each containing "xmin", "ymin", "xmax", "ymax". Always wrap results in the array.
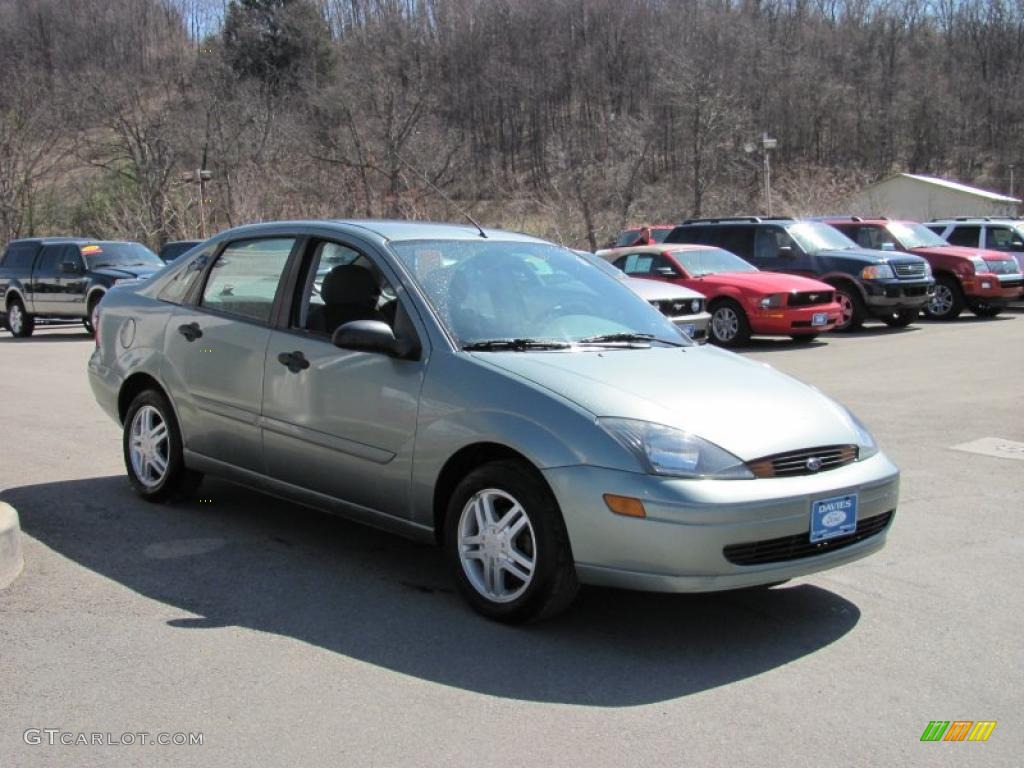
[
  {"xmin": 758, "ymin": 293, "xmax": 785, "ymax": 308},
  {"xmin": 599, "ymin": 418, "xmax": 754, "ymax": 479},
  {"xmin": 970, "ymin": 257, "xmax": 991, "ymax": 274},
  {"xmin": 861, "ymin": 264, "xmax": 895, "ymax": 280},
  {"xmin": 841, "ymin": 406, "xmax": 879, "ymax": 460},
  {"xmin": 922, "ymin": 261, "xmax": 932, "ymax": 277}
]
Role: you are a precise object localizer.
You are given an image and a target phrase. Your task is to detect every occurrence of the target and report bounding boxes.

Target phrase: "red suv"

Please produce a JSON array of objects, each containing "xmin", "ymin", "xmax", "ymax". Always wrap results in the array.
[
  {"xmin": 823, "ymin": 217, "xmax": 1023, "ymax": 319},
  {"xmin": 598, "ymin": 244, "xmax": 841, "ymax": 346}
]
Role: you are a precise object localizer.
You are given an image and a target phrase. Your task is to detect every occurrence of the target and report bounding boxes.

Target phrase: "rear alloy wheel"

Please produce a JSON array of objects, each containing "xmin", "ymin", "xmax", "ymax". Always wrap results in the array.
[
  {"xmin": 445, "ymin": 460, "xmax": 578, "ymax": 623},
  {"xmin": 709, "ymin": 300, "xmax": 752, "ymax": 347},
  {"xmin": 969, "ymin": 301, "xmax": 1003, "ymax": 318},
  {"xmin": 6, "ymin": 299, "xmax": 35, "ymax": 338},
  {"xmin": 881, "ymin": 308, "xmax": 919, "ymax": 327},
  {"xmin": 123, "ymin": 389, "xmax": 202, "ymax": 502},
  {"xmin": 925, "ymin": 275, "xmax": 964, "ymax": 320},
  {"xmin": 833, "ymin": 287, "xmax": 865, "ymax": 331}
]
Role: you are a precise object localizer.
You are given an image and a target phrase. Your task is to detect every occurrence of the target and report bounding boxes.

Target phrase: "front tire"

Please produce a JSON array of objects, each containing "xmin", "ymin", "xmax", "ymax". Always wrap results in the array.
[
  {"xmin": 709, "ymin": 299, "xmax": 752, "ymax": 347},
  {"xmin": 881, "ymin": 308, "xmax": 919, "ymax": 327},
  {"xmin": 833, "ymin": 286, "xmax": 865, "ymax": 331},
  {"xmin": 969, "ymin": 301, "xmax": 1004, "ymax": 318},
  {"xmin": 123, "ymin": 389, "xmax": 202, "ymax": 502},
  {"xmin": 445, "ymin": 459, "xmax": 578, "ymax": 623},
  {"xmin": 6, "ymin": 298, "xmax": 35, "ymax": 338},
  {"xmin": 925, "ymin": 275, "xmax": 964, "ymax": 320}
]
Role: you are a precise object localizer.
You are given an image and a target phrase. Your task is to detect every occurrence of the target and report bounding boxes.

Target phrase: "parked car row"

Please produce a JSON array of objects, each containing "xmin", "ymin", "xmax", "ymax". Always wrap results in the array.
[{"xmin": 604, "ymin": 215, "xmax": 1022, "ymax": 345}]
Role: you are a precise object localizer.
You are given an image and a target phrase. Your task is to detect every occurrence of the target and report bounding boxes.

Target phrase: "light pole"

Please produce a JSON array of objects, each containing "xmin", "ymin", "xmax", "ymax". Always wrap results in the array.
[
  {"xmin": 180, "ymin": 168, "xmax": 213, "ymax": 238},
  {"xmin": 744, "ymin": 133, "xmax": 778, "ymax": 215},
  {"xmin": 1009, "ymin": 164, "xmax": 1016, "ymax": 200}
]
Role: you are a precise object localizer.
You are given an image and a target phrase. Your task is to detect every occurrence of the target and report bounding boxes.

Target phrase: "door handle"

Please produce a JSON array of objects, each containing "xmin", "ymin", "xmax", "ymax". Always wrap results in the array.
[
  {"xmin": 178, "ymin": 322, "xmax": 202, "ymax": 342},
  {"xmin": 278, "ymin": 350, "xmax": 310, "ymax": 374}
]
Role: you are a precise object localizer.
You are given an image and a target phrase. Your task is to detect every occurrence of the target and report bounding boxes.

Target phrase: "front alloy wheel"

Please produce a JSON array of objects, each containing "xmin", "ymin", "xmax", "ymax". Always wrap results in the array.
[
  {"xmin": 6, "ymin": 300, "xmax": 34, "ymax": 338},
  {"xmin": 445, "ymin": 460, "xmax": 578, "ymax": 623},
  {"xmin": 709, "ymin": 300, "xmax": 751, "ymax": 346},
  {"xmin": 926, "ymin": 275, "xmax": 964, "ymax": 320},
  {"xmin": 458, "ymin": 489, "xmax": 537, "ymax": 603}
]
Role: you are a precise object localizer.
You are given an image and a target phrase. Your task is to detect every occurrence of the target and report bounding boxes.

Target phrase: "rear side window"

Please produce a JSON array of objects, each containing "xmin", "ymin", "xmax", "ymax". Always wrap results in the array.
[
  {"xmin": 946, "ymin": 226, "xmax": 980, "ymax": 247},
  {"xmin": 158, "ymin": 245, "xmax": 215, "ymax": 305},
  {"xmin": 665, "ymin": 226, "xmax": 706, "ymax": 245},
  {"xmin": 717, "ymin": 227, "xmax": 755, "ymax": 258},
  {"xmin": 199, "ymin": 238, "xmax": 295, "ymax": 323},
  {"xmin": 1, "ymin": 242, "xmax": 39, "ymax": 269},
  {"xmin": 618, "ymin": 253, "xmax": 656, "ymax": 275}
]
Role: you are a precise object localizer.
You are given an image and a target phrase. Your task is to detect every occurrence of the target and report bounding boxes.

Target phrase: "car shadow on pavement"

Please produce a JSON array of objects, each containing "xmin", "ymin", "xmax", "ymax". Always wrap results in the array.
[{"xmin": 3, "ymin": 475, "xmax": 862, "ymax": 707}]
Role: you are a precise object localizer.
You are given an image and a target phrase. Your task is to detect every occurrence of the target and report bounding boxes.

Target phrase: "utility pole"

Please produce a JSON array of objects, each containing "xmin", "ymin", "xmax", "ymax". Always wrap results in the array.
[
  {"xmin": 1009, "ymin": 164, "xmax": 1015, "ymax": 199},
  {"xmin": 180, "ymin": 168, "xmax": 213, "ymax": 238}
]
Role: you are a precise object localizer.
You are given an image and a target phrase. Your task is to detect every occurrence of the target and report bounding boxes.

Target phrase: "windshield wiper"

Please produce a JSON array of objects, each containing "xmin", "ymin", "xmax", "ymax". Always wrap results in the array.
[
  {"xmin": 462, "ymin": 338, "xmax": 572, "ymax": 351},
  {"xmin": 577, "ymin": 332, "xmax": 685, "ymax": 347}
]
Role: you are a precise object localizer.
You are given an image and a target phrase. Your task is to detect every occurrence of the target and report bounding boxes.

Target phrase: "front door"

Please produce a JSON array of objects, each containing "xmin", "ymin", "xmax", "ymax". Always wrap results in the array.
[
  {"xmin": 55, "ymin": 245, "xmax": 89, "ymax": 314},
  {"xmin": 261, "ymin": 238, "xmax": 428, "ymax": 518},
  {"xmin": 161, "ymin": 236, "xmax": 297, "ymax": 472}
]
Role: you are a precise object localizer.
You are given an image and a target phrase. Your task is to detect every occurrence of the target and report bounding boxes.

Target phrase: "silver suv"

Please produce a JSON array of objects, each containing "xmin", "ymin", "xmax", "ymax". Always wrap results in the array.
[
  {"xmin": 927, "ymin": 218, "xmax": 1024, "ymax": 274},
  {"xmin": 89, "ymin": 220, "xmax": 899, "ymax": 622}
]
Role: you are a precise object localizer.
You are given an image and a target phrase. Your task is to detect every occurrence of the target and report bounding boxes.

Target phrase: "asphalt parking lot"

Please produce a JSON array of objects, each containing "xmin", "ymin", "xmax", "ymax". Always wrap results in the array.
[{"xmin": 1, "ymin": 314, "xmax": 1021, "ymax": 767}]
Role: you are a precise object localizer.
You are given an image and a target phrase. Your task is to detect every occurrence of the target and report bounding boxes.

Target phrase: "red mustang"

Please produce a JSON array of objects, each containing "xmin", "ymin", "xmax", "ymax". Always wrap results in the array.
[{"xmin": 598, "ymin": 244, "xmax": 842, "ymax": 346}]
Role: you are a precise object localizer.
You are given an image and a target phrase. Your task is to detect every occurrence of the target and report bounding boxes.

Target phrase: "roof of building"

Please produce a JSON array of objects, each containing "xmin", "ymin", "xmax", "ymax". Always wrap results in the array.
[{"xmin": 880, "ymin": 173, "xmax": 1021, "ymax": 204}]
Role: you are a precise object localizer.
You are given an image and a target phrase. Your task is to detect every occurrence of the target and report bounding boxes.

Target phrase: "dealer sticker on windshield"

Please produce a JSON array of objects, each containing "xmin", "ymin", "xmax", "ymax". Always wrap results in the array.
[
  {"xmin": 812, "ymin": 312, "xmax": 828, "ymax": 326},
  {"xmin": 810, "ymin": 493, "xmax": 858, "ymax": 542}
]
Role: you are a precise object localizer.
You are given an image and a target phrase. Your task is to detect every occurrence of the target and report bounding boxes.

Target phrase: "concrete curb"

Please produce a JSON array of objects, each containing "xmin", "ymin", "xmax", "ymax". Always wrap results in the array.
[{"xmin": 0, "ymin": 502, "xmax": 24, "ymax": 589}]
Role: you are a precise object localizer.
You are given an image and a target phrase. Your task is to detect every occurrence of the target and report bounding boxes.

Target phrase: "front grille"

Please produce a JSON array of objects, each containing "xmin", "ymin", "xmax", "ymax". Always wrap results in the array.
[
  {"xmin": 650, "ymin": 298, "xmax": 701, "ymax": 317},
  {"xmin": 723, "ymin": 511, "xmax": 894, "ymax": 566},
  {"xmin": 893, "ymin": 261, "xmax": 927, "ymax": 278},
  {"xmin": 747, "ymin": 445, "xmax": 858, "ymax": 479},
  {"xmin": 788, "ymin": 290, "xmax": 834, "ymax": 307}
]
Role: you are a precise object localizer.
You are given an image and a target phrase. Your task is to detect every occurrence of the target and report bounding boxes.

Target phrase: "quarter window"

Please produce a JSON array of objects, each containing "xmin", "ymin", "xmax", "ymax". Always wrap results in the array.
[{"xmin": 200, "ymin": 238, "xmax": 295, "ymax": 323}]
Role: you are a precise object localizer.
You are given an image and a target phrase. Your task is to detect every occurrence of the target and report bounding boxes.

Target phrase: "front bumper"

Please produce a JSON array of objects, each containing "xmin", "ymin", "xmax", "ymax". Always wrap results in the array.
[
  {"xmin": 543, "ymin": 451, "xmax": 899, "ymax": 593},
  {"xmin": 748, "ymin": 303, "xmax": 841, "ymax": 335},
  {"xmin": 962, "ymin": 273, "xmax": 1024, "ymax": 302},
  {"xmin": 669, "ymin": 311, "xmax": 711, "ymax": 342},
  {"xmin": 863, "ymin": 278, "xmax": 934, "ymax": 311}
]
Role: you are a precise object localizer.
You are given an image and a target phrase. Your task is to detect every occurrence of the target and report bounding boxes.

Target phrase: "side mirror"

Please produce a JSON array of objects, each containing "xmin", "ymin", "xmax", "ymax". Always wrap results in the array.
[
  {"xmin": 332, "ymin": 320, "xmax": 418, "ymax": 359},
  {"xmin": 61, "ymin": 261, "xmax": 80, "ymax": 274},
  {"xmin": 655, "ymin": 266, "xmax": 679, "ymax": 277}
]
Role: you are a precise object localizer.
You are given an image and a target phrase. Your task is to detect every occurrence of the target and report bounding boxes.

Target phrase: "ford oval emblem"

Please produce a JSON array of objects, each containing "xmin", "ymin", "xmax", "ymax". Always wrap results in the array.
[
  {"xmin": 806, "ymin": 456, "xmax": 823, "ymax": 472},
  {"xmin": 822, "ymin": 509, "xmax": 847, "ymax": 527}
]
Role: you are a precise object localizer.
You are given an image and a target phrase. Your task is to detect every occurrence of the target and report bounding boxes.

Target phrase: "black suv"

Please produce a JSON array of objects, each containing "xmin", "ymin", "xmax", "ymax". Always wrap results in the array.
[
  {"xmin": 665, "ymin": 217, "xmax": 935, "ymax": 330},
  {"xmin": 1, "ymin": 238, "xmax": 164, "ymax": 337}
]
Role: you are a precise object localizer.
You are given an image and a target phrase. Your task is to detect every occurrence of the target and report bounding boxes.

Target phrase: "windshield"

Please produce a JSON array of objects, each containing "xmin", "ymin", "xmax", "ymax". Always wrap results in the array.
[
  {"xmin": 84, "ymin": 242, "xmax": 163, "ymax": 269},
  {"xmin": 390, "ymin": 240, "xmax": 689, "ymax": 348},
  {"xmin": 886, "ymin": 222, "xmax": 948, "ymax": 249},
  {"xmin": 670, "ymin": 247, "xmax": 757, "ymax": 276},
  {"xmin": 786, "ymin": 221, "xmax": 858, "ymax": 252}
]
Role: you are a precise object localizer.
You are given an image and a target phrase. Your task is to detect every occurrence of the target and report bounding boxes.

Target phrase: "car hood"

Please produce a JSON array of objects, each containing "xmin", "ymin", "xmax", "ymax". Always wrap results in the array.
[
  {"xmin": 815, "ymin": 247, "xmax": 925, "ymax": 266},
  {"xmin": 695, "ymin": 271, "xmax": 833, "ymax": 293},
  {"xmin": 910, "ymin": 244, "xmax": 1016, "ymax": 264},
  {"xmin": 92, "ymin": 266, "xmax": 161, "ymax": 280},
  {"xmin": 624, "ymin": 277, "xmax": 704, "ymax": 300},
  {"xmin": 474, "ymin": 344, "xmax": 860, "ymax": 460}
]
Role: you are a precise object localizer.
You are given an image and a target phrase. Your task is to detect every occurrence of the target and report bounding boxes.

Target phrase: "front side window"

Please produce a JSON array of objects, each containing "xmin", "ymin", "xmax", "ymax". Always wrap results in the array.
[
  {"xmin": 390, "ymin": 240, "xmax": 686, "ymax": 347},
  {"xmin": 200, "ymin": 238, "xmax": 295, "ymax": 323},
  {"xmin": 754, "ymin": 227, "xmax": 795, "ymax": 258},
  {"xmin": 986, "ymin": 226, "xmax": 1024, "ymax": 251},
  {"xmin": 36, "ymin": 245, "xmax": 66, "ymax": 274}
]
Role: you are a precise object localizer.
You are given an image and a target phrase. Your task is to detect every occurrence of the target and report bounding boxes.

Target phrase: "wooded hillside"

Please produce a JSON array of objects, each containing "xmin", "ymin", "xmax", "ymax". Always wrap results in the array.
[{"xmin": 2, "ymin": 0, "xmax": 1021, "ymax": 249}]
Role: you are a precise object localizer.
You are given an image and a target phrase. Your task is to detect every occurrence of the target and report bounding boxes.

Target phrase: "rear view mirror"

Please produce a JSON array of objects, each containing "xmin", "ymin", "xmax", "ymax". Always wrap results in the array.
[
  {"xmin": 655, "ymin": 266, "xmax": 679, "ymax": 277},
  {"xmin": 777, "ymin": 246, "xmax": 795, "ymax": 257}
]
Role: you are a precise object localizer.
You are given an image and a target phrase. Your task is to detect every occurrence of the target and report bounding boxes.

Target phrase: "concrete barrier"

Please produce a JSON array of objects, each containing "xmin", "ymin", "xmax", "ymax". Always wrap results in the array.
[{"xmin": 0, "ymin": 502, "xmax": 24, "ymax": 589}]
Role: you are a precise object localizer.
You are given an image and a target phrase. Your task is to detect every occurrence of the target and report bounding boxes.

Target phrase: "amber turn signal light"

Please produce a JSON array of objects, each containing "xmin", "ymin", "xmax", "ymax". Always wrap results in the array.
[{"xmin": 603, "ymin": 494, "xmax": 646, "ymax": 518}]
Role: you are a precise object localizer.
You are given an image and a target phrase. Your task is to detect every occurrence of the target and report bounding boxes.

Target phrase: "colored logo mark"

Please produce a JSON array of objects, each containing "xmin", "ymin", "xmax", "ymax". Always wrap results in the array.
[{"xmin": 920, "ymin": 721, "xmax": 996, "ymax": 742}]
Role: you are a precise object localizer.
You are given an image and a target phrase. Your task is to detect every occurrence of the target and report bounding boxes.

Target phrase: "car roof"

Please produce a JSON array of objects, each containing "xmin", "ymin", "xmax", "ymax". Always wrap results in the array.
[
  {"xmin": 927, "ymin": 217, "xmax": 1024, "ymax": 224},
  {"xmin": 600, "ymin": 244, "xmax": 727, "ymax": 255},
  {"xmin": 209, "ymin": 219, "xmax": 547, "ymax": 245},
  {"xmin": 7, "ymin": 237, "xmax": 142, "ymax": 246}
]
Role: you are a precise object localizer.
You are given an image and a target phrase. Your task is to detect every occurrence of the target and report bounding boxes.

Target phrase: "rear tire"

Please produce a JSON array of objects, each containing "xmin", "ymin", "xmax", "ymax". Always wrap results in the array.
[
  {"xmin": 6, "ymin": 298, "xmax": 34, "ymax": 338},
  {"xmin": 832, "ymin": 286, "xmax": 865, "ymax": 331},
  {"xmin": 123, "ymin": 389, "xmax": 203, "ymax": 502},
  {"xmin": 708, "ymin": 299, "xmax": 752, "ymax": 347},
  {"xmin": 445, "ymin": 459, "xmax": 578, "ymax": 623},
  {"xmin": 83, "ymin": 294, "xmax": 102, "ymax": 335},
  {"xmin": 925, "ymin": 275, "xmax": 964, "ymax": 320},
  {"xmin": 881, "ymin": 308, "xmax": 919, "ymax": 327}
]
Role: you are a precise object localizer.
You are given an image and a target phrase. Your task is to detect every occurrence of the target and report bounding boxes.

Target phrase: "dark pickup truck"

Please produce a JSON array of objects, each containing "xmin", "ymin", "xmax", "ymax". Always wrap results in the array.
[{"xmin": 1, "ymin": 238, "xmax": 164, "ymax": 337}]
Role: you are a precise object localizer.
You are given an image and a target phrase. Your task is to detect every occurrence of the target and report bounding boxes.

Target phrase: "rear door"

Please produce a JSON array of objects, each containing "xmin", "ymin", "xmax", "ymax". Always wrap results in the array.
[
  {"xmin": 261, "ymin": 237, "xmax": 428, "ymax": 517},
  {"xmin": 30, "ymin": 244, "xmax": 66, "ymax": 315},
  {"xmin": 161, "ymin": 236, "xmax": 297, "ymax": 472}
]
